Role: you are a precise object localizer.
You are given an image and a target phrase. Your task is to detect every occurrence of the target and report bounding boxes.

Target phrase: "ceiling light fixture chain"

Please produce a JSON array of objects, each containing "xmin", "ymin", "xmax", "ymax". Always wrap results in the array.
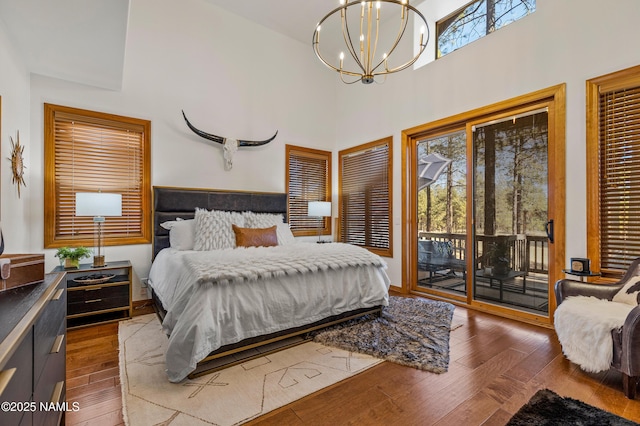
[{"xmin": 313, "ymin": 0, "xmax": 429, "ymax": 84}]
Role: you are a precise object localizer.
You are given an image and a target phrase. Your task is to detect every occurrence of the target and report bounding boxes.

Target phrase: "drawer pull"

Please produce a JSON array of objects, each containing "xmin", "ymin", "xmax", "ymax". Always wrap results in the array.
[
  {"xmin": 85, "ymin": 287, "xmax": 102, "ymax": 291},
  {"xmin": 52, "ymin": 288, "xmax": 65, "ymax": 301},
  {"xmin": 50, "ymin": 381, "xmax": 64, "ymax": 404},
  {"xmin": 85, "ymin": 299, "xmax": 102, "ymax": 304},
  {"xmin": 0, "ymin": 368, "xmax": 16, "ymax": 397},
  {"xmin": 51, "ymin": 334, "xmax": 65, "ymax": 354}
]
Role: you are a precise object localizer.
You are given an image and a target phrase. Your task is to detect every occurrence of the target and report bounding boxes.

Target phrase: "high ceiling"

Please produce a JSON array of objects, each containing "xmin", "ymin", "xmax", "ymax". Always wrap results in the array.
[
  {"xmin": 0, "ymin": 0, "xmax": 425, "ymax": 89},
  {"xmin": 0, "ymin": 0, "xmax": 129, "ymax": 90}
]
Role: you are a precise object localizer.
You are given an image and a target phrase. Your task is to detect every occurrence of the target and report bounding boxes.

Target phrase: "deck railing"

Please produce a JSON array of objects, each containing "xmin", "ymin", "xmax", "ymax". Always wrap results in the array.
[{"xmin": 418, "ymin": 232, "xmax": 549, "ymax": 274}]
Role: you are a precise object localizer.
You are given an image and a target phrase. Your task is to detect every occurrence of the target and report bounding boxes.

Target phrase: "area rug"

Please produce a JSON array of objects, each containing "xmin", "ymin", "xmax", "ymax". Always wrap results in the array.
[
  {"xmin": 119, "ymin": 314, "xmax": 383, "ymax": 425},
  {"xmin": 507, "ymin": 389, "xmax": 639, "ymax": 425},
  {"xmin": 312, "ymin": 296, "xmax": 456, "ymax": 373}
]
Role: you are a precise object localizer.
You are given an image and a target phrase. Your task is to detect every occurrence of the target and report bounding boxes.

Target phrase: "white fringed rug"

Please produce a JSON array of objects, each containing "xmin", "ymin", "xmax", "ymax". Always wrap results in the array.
[{"xmin": 119, "ymin": 314, "xmax": 382, "ymax": 425}]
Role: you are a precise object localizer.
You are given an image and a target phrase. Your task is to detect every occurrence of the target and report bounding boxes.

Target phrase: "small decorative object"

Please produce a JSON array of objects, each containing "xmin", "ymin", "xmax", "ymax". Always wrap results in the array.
[
  {"xmin": 9, "ymin": 131, "xmax": 26, "ymax": 198},
  {"xmin": 570, "ymin": 257, "xmax": 591, "ymax": 273},
  {"xmin": 73, "ymin": 274, "xmax": 115, "ymax": 285},
  {"xmin": 0, "ymin": 226, "xmax": 4, "ymax": 255},
  {"xmin": 181, "ymin": 111, "xmax": 277, "ymax": 170},
  {"xmin": 54, "ymin": 246, "xmax": 92, "ymax": 269}
]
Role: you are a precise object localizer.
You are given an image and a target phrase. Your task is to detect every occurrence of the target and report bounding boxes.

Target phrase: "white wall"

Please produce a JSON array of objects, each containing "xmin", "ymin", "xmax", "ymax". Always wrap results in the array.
[
  {"xmin": 332, "ymin": 0, "xmax": 640, "ymax": 287},
  {"xmin": 0, "ymin": 18, "xmax": 31, "ymax": 252},
  {"xmin": 28, "ymin": 0, "xmax": 338, "ymax": 299}
]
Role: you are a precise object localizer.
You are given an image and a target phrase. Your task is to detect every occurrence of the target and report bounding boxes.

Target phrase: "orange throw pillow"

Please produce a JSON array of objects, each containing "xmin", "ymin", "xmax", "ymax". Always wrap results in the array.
[{"xmin": 232, "ymin": 225, "xmax": 278, "ymax": 248}]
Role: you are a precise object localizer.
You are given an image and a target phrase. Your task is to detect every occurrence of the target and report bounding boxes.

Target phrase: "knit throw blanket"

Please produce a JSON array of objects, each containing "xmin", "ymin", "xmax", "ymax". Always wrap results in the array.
[
  {"xmin": 554, "ymin": 296, "xmax": 635, "ymax": 373},
  {"xmin": 185, "ymin": 242, "xmax": 387, "ymax": 285}
]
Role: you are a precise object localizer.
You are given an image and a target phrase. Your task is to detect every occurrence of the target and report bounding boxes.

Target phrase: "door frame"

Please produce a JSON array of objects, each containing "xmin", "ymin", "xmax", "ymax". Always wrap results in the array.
[{"xmin": 401, "ymin": 84, "xmax": 566, "ymax": 326}]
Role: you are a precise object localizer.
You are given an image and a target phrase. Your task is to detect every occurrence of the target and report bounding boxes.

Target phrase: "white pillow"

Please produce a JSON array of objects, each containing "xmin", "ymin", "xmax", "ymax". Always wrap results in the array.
[
  {"xmin": 160, "ymin": 219, "xmax": 195, "ymax": 251},
  {"xmin": 193, "ymin": 208, "xmax": 245, "ymax": 251},
  {"xmin": 612, "ymin": 275, "xmax": 640, "ymax": 305},
  {"xmin": 243, "ymin": 211, "xmax": 284, "ymax": 228},
  {"xmin": 276, "ymin": 223, "xmax": 296, "ymax": 245}
]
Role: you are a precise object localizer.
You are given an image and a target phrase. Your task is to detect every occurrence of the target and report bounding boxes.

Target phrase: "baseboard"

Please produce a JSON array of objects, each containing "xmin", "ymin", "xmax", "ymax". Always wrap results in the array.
[{"xmin": 132, "ymin": 299, "xmax": 155, "ymax": 316}]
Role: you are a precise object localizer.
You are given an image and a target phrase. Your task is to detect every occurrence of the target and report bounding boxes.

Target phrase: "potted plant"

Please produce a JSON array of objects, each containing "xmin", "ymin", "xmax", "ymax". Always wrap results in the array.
[
  {"xmin": 486, "ymin": 239, "xmax": 511, "ymax": 276},
  {"xmin": 55, "ymin": 246, "xmax": 92, "ymax": 269}
]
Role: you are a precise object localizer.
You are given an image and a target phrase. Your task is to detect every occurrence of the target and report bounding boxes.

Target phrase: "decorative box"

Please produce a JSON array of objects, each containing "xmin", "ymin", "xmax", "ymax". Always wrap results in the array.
[{"xmin": 0, "ymin": 254, "xmax": 45, "ymax": 291}]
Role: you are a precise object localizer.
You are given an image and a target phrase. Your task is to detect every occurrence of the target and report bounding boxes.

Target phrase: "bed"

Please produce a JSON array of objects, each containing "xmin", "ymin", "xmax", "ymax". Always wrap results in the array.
[{"xmin": 148, "ymin": 186, "xmax": 391, "ymax": 382}]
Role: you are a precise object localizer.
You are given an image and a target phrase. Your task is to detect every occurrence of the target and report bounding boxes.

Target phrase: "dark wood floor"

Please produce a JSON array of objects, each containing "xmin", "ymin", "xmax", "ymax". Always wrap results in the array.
[{"xmin": 65, "ymin": 301, "xmax": 640, "ymax": 425}]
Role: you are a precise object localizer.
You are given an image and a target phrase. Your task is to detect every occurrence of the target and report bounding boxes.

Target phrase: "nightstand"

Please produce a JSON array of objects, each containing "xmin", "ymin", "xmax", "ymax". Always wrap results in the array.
[{"xmin": 52, "ymin": 260, "xmax": 132, "ymax": 329}]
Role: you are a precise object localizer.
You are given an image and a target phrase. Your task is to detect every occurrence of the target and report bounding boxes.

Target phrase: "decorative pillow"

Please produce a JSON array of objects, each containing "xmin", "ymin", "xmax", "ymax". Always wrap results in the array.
[
  {"xmin": 276, "ymin": 223, "xmax": 296, "ymax": 245},
  {"xmin": 612, "ymin": 275, "xmax": 640, "ymax": 305},
  {"xmin": 243, "ymin": 211, "xmax": 284, "ymax": 228},
  {"xmin": 193, "ymin": 208, "xmax": 245, "ymax": 251},
  {"xmin": 160, "ymin": 218, "xmax": 195, "ymax": 251},
  {"xmin": 232, "ymin": 225, "xmax": 278, "ymax": 248}
]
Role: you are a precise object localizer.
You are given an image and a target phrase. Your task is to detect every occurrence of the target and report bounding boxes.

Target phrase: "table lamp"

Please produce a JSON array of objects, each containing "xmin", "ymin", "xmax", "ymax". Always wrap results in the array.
[
  {"xmin": 75, "ymin": 192, "xmax": 122, "ymax": 267},
  {"xmin": 308, "ymin": 201, "xmax": 331, "ymax": 243}
]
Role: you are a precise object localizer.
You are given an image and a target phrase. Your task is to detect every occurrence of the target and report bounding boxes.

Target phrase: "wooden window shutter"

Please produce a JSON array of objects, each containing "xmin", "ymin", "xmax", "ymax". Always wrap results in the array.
[
  {"xmin": 587, "ymin": 66, "xmax": 640, "ymax": 277},
  {"xmin": 339, "ymin": 137, "xmax": 393, "ymax": 257},
  {"xmin": 599, "ymin": 84, "xmax": 640, "ymax": 272},
  {"xmin": 44, "ymin": 103, "xmax": 151, "ymax": 248},
  {"xmin": 285, "ymin": 145, "xmax": 332, "ymax": 237}
]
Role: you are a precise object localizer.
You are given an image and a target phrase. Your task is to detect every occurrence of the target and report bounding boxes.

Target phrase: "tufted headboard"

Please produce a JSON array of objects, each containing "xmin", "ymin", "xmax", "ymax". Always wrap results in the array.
[{"xmin": 152, "ymin": 186, "xmax": 288, "ymax": 259}]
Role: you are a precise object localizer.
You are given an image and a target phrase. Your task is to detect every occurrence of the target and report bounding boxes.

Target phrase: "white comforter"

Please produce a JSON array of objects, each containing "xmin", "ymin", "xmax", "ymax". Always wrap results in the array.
[{"xmin": 148, "ymin": 243, "xmax": 390, "ymax": 382}]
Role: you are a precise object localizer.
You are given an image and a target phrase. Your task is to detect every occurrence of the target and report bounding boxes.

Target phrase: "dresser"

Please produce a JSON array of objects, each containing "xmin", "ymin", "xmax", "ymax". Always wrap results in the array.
[
  {"xmin": 51, "ymin": 261, "xmax": 132, "ymax": 329},
  {"xmin": 0, "ymin": 272, "xmax": 66, "ymax": 426}
]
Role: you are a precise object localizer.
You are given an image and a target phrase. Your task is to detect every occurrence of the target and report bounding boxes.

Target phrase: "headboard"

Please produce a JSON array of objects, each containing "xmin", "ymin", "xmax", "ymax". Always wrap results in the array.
[{"xmin": 153, "ymin": 186, "xmax": 288, "ymax": 259}]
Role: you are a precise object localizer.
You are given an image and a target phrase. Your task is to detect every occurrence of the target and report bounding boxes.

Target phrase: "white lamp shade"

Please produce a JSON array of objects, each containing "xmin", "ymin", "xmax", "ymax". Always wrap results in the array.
[
  {"xmin": 75, "ymin": 192, "xmax": 122, "ymax": 217},
  {"xmin": 308, "ymin": 201, "xmax": 331, "ymax": 217}
]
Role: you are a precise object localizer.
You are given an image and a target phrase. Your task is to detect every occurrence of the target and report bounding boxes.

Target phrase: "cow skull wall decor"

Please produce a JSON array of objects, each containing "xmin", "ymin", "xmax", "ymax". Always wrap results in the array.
[{"xmin": 182, "ymin": 111, "xmax": 277, "ymax": 171}]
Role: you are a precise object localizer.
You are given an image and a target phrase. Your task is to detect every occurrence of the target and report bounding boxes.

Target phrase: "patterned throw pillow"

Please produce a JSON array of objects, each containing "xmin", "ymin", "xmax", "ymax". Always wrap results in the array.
[
  {"xmin": 193, "ymin": 208, "xmax": 245, "ymax": 251},
  {"xmin": 612, "ymin": 275, "xmax": 640, "ymax": 305},
  {"xmin": 242, "ymin": 212, "xmax": 284, "ymax": 228}
]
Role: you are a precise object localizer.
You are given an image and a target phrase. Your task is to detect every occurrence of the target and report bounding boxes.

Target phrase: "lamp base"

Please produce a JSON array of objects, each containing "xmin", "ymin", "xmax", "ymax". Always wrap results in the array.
[{"xmin": 92, "ymin": 255, "xmax": 106, "ymax": 268}]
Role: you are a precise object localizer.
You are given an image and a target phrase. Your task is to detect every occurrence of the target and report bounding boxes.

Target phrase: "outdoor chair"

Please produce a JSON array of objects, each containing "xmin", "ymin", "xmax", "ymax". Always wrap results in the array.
[
  {"xmin": 418, "ymin": 239, "xmax": 466, "ymax": 283},
  {"xmin": 555, "ymin": 257, "xmax": 640, "ymax": 399}
]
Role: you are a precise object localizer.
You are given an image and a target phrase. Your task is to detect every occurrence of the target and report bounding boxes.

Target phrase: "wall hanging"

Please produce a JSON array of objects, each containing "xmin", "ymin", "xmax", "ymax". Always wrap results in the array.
[
  {"xmin": 182, "ymin": 111, "xmax": 277, "ymax": 171},
  {"xmin": 9, "ymin": 131, "xmax": 25, "ymax": 198}
]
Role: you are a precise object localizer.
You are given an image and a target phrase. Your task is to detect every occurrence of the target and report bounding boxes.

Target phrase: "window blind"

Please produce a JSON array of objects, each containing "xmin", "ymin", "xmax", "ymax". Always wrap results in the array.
[
  {"xmin": 286, "ymin": 145, "xmax": 332, "ymax": 236},
  {"xmin": 44, "ymin": 104, "xmax": 151, "ymax": 248},
  {"xmin": 339, "ymin": 138, "xmax": 392, "ymax": 256},
  {"xmin": 599, "ymin": 85, "xmax": 640, "ymax": 271}
]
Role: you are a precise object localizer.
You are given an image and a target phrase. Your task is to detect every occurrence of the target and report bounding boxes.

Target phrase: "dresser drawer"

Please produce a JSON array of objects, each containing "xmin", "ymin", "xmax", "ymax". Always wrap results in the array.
[
  {"xmin": 33, "ymin": 335, "xmax": 65, "ymax": 426},
  {"xmin": 34, "ymin": 286, "xmax": 66, "ymax": 385},
  {"xmin": 68, "ymin": 283, "xmax": 129, "ymax": 315},
  {"xmin": 0, "ymin": 328, "xmax": 33, "ymax": 426}
]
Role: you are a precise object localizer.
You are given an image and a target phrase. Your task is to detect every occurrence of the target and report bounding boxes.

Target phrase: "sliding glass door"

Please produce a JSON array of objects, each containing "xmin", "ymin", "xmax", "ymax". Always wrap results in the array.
[
  {"xmin": 471, "ymin": 109, "xmax": 550, "ymax": 314},
  {"xmin": 406, "ymin": 85, "xmax": 565, "ymax": 324}
]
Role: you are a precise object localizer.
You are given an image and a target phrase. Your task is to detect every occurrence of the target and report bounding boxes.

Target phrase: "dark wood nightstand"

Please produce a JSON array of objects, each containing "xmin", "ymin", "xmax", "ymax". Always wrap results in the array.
[{"xmin": 52, "ymin": 260, "xmax": 132, "ymax": 329}]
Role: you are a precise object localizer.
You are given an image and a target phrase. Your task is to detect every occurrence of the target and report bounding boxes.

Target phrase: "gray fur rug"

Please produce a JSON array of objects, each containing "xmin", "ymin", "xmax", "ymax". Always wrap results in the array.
[{"xmin": 312, "ymin": 296, "xmax": 455, "ymax": 373}]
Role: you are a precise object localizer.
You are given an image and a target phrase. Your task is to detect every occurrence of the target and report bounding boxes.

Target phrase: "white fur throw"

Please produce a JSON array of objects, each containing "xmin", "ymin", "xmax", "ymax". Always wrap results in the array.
[
  {"xmin": 554, "ymin": 296, "xmax": 635, "ymax": 373},
  {"xmin": 185, "ymin": 242, "xmax": 386, "ymax": 285}
]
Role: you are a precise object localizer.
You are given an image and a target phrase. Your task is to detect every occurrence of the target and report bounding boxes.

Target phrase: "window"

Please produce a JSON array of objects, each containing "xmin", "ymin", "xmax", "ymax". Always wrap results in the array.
[
  {"xmin": 285, "ymin": 145, "xmax": 332, "ymax": 237},
  {"xmin": 339, "ymin": 137, "xmax": 392, "ymax": 257},
  {"xmin": 587, "ymin": 65, "xmax": 640, "ymax": 278},
  {"xmin": 44, "ymin": 103, "xmax": 151, "ymax": 248},
  {"xmin": 437, "ymin": 0, "xmax": 535, "ymax": 58}
]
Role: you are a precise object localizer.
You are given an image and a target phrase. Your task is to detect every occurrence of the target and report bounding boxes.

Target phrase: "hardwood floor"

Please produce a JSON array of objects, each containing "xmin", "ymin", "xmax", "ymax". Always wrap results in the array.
[{"xmin": 65, "ymin": 302, "xmax": 640, "ymax": 425}]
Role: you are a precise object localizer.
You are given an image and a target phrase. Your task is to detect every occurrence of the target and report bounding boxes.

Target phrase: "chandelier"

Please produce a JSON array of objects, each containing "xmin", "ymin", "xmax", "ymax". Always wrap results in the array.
[{"xmin": 313, "ymin": 0, "xmax": 429, "ymax": 84}]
